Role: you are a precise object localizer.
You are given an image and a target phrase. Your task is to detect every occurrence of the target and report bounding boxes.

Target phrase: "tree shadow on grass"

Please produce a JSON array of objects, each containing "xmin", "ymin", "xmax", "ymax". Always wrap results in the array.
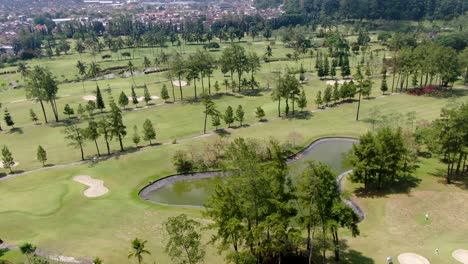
[
  {"xmin": 327, "ymin": 239, "xmax": 375, "ymax": 264},
  {"xmin": 47, "ymin": 119, "xmax": 79, "ymax": 128},
  {"xmin": 430, "ymin": 167, "xmax": 468, "ymax": 190},
  {"xmin": 353, "ymin": 174, "xmax": 421, "ymax": 198},
  {"xmin": 286, "ymin": 111, "xmax": 312, "ymax": 120},
  {"xmin": 215, "ymin": 129, "xmax": 231, "ymax": 137},
  {"xmin": 7, "ymin": 127, "xmax": 23, "ymax": 134}
]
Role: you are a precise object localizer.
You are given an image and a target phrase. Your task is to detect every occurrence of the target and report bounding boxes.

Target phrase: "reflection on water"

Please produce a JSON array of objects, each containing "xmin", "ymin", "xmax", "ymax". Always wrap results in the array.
[
  {"xmin": 146, "ymin": 140, "xmax": 355, "ymax": 207},
  {"xmin": 146, "ymin": 176, "xmax": 223, "ymax": 206}
]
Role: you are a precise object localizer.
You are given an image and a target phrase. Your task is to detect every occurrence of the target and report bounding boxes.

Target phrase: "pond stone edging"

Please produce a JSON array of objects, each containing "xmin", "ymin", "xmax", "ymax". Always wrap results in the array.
[{"xmin": 138, "ymin": 137, "xmax": 365, "ymax": 220}]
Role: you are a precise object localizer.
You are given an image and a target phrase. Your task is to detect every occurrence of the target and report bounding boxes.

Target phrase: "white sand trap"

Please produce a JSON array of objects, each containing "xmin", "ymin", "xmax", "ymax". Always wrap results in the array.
[
  {"xmin": 172, "ymin": 80, "xmax": 187, "ymax": 87},
  {"xmin": 0, "ymin": 161, "xmax": 19, "ymax": 168},
  {"xmin": 398, "ymin": 253, "xmax": 430, "ymax": 264},
  {"xmin": 47, "ymin": 255, "xmax": 81, "ymax": 263},
  {"xmin": 453, "ymin": 249, "xmax": 468, "ymax": 263},
  {"xmin": 82, "ymin": 95, "xmax": 96, "ymax": 101},
  {"xmin": 325, "ymin": 79, "xmax": 349, "ymax": 86},
  {"xmin": 73, "ymin": 175, "xmax": 109, "ymax": 198},
  {"xmin": 128, "ymin": 96, "xmax": 160, "ymax": 102},
  {"xmin": 128, "ymin": 96, "xmax": 145, "ymax": 102}
]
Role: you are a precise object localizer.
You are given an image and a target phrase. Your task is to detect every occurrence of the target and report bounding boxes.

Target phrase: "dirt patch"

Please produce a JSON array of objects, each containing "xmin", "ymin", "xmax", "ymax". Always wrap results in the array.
[
  {"xmin": 82, "ymin": 95, "xmax": 96, "ymax": 101},
  {"xmin": 453, "ymin": 249, "xmax": 468, "ymax": 263},
  {"xmin": 398, "ymin": 253, "xmax": 430, "ymax": 264},
  {"xmin": 172, "ymin": 80, "xmax": 187, "ymax": 87},
  {"xmin": 73, "ymin": 175, "xmax": 109, "ymax": 198},
  {"xmin": 151, "ymin": 95, "xmax": 160, "ymax": 100}
]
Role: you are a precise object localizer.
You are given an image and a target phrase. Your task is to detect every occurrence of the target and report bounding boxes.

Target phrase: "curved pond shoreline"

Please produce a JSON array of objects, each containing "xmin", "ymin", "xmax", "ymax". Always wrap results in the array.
[{"xmin": 139, "ymin": 137, "xmax": 364, "ymax": 220}]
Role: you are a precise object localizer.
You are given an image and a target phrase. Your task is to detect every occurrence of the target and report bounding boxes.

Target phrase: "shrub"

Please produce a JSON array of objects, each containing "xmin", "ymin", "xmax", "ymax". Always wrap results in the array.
[
  {"xmin": 407, "ymin": 85, "xmax": 440, "ymax": 96},
  {"xmin": 172, "ymin": 150, "xmax": 193, "ymax": 173},
  {"xmin": 204, "ymin": 42, "xmax": 220, "ymax": 49}
]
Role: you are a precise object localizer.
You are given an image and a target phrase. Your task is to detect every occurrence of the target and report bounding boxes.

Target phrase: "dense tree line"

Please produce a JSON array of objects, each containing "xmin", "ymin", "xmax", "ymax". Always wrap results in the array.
[
  {"xmin": 259, "ymin": 0, "xmax": 466, "ymax": 21},
  {"xmin": 346, "ymin": 126, "xmax": 417, "ymax": 189},
  {"xmin": 417, "ymin": 103, "xmax": 468, "ymax": 183},
  {"xmin": 204, "ymin": 138, "xmax": 360, "ymax": 263}
]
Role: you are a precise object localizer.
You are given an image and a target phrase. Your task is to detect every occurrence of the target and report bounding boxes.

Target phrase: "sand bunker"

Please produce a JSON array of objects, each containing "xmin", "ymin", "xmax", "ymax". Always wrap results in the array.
[
  {"xmin": 453, "ymin": 249, "xmax": 468, "ymax": 263},
  {"xmin": 398, "ymin": 253, "xmax": 430, "ymax": 264},
  {"xmin": 128, "ymin": 96, "xmax": 145, "ymax": 102},
  {"xmin": 73, "ymin": 175, "xmax": 108, "ymax": 198},
  {"xmin": 128, "ymin": 96, "xmax": 160, "ymax": 102},
  {"xmin": 0, "ymin": 161, "xmax": 19, "ymax": 168},
  {"xmin": 325, "ymin": 79, "xmax": 350, "ymax": 86},
  {"xmin": 82, "ymin": 95, "xmax": 96, "ymax": 101},
  {"xmin": 172, "ymin": 80, "xmax": 187, "ymax": 87}
]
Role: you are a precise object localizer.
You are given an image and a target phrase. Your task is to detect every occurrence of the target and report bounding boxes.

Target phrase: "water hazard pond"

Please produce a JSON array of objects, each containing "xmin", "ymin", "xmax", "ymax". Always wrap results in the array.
[{"xmin": 141, "ymin": 138, "xmax": 356, "ymax": 207}]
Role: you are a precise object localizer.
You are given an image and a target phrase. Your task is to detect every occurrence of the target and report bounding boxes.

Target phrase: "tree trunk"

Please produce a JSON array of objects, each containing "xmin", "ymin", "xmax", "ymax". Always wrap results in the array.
[
  {"xmin": 203, "ymin": 110, "xmax": 208, "ymax": 134},
  {"xmin": 447, "ymin": 153, "xmax": 452, "ymax": 184},
  {"xmin": 104, "ymin": 137, "xmax": 110, "ymax": 155},
  {"xmin": 178, "ymin": 74, "xmax": 183, "ymax": 100},
  {"xmin": 201, "ymin": 75, "xmax": 205, "ymax": 94},
  {"xmin": 94, "ymin": 139, "xmax": 101, "ymax": 156},
  {"xmin": 50, "ymin": 98, "xmax": 59, "ymax": 122},
  {"xmin": 277, "ymin": 98, "xmax": 281, "ymax": 117},
  {"xmin": 322, "ymin": 225, "xmax": 326, "ymax": 264},
  {"xmin": 79, "ymin": 143, "xmax": 84, "ymax": 160},
  {"xmin": 333, "ymin": 229, "xmax": 340, "ymax": 261},
  {"xmin": 170, "ymin": 78, "xmax": 176, "ymax": 102},
  {"xmin": 39, "ymin": 99, "xmax": 48, "ymax": 123},
  {"xmin": 208, "ymin": 73, "xmax": 212, "ymax": 95},
  {"xmin": 194, "ymin": 79, "xmax": 198, "ymax": 99},
  {"xmin": 356, "ymin": 88, "xmax": 362, "ymax": 121},
  {"xmin": 118, "ymin": 135, "xmax": 124, "ymax": 151}
]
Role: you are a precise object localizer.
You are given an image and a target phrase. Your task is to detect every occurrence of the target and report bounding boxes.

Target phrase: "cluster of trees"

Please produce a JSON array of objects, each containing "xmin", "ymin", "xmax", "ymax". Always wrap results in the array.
[
  {"xmin": 388, "ymin": 44, "xmax": 464, "ymax": 91},
  {"xmin": 63, "ymin": 97, "xmax": 156, "ymax": 161},
  {"xmin": 417, "ymin": 103, "xmax": 468, "ymax": 184},
  {"xmin": 346, "ymin": 126, "xmax": 416, "ymax": 189},
  {"xmin": 315, "ymin": 51, "xmax": 351, "ymax": 79},
  {"xmin": 201, "ymin": 94, "xmax": 249, "ymax": 135},
  {"xmin": 25, "ymin": 66, "xmax": 60, "ymax": 123},
  {"xmin": 220, "ymin": 44, "xmax": 261, "ymax": 92},
  {"xmin": 262, "ymin": 0, "xmax": 465, "ymax": 21},
  {"xmin": 272, "ymin": 72, "xmax": 308, "ymax": 117},
  {"xmin": 205, "ymin": 138, "xmax": 359, "ymax": 263},
  {"xmin": 314, "ymin": 81, "xmax": 359, "ymax": 108}
]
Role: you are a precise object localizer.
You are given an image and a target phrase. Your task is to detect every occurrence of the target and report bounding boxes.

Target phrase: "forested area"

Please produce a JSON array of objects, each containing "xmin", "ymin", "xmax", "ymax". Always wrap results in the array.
[{"xmin": 257, "ymin": 0, "xmax": 466, "ymax": 20}]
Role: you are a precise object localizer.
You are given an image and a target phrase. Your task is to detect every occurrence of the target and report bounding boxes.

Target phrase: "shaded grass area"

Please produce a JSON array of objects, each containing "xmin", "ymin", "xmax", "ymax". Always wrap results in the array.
[{"xmin": 342, "ymin": 156, "xmax": 468, "ymax": 264}]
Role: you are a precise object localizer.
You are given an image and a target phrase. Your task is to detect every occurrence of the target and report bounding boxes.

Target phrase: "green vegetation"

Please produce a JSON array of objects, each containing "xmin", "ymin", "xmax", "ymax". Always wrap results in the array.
[{"xmin": 0, "ymin": 17, "xmax": 467, "ymax": 264}]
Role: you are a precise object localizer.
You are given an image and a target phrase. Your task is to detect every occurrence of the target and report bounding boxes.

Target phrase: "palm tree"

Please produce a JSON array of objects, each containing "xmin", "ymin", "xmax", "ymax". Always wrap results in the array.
[
  {"xmin": 128, "ymin": 61, "xmax": 136, "ymax": 86},
  {"xmin": 76, "ymin": 60, "xmax": 87, "ymax": 93},
  {"xmin": 17, "ymin": 62, "xmax": 29, "ymax": 80},
  {"xmin": 88, "ymin": 61, "xmax": 101, "ymax": 86},
  {"xmin": 128, "ymin": 238, "xmax": 150, "ymax": 264}
]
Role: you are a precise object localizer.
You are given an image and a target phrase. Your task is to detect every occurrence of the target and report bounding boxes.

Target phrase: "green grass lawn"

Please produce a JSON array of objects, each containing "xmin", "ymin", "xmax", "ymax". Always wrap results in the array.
[{"xmin": 0, "ymin": 38, "xmax": 467, "ymax": 264}]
